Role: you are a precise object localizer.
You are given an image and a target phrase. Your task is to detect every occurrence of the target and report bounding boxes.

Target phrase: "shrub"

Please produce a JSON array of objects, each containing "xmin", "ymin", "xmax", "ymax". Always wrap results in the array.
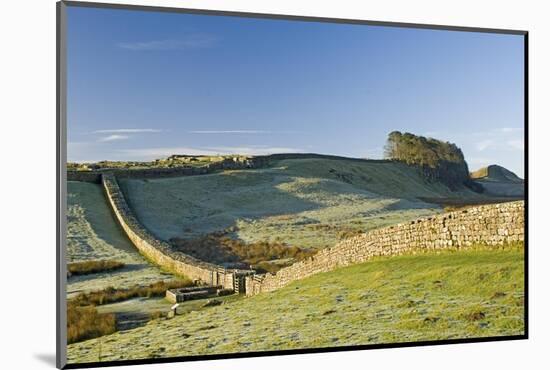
[
  {"xmin": 67, "ymin": 302, "xmax": 116, "ymax": 344},
  {"xmin": 67, "ymin": 260, "xmax": 125, "ymax": 276},
  {"xmin": 170, "ymin": 232, "xmax": 317, "ymax": 273}
]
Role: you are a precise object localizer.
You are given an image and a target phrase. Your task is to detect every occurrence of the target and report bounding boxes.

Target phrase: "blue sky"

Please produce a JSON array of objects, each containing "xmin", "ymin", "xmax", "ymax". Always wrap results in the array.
[{"xmin": 67, "ymin": 6, "xmax": 525, "ymax": 176}]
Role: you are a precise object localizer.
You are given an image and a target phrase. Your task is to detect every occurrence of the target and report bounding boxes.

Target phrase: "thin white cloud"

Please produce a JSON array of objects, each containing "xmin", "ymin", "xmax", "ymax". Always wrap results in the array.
[
  {"xmin": 67, "ymin": 158, "xmax": 105, "ymax": 164},
  {"xmin": 475, "ymin": 139, "xmax": 495, "ymax": 151},
  {"xmin": 205, "ymin": 146, "xmax": 304, "ymax": 155},
  {"xmin": 495, "ymin": 127, "xmax": 524, "ymax": 133},
  {"xmin": 507, "ymin": 139, "xmax": 524, "ymax": 150},
  {"xmin": 188, "ymin": 130, "xmax": 304, "ymax": 135},
  {"xmin": 67, "ymin": 141, "xmax": 91, "ymax": 146},
  {"xmin": 98, "ymin": 134, "xmax": 129, "ymax": 142},
  {"xmin": 362, "ymin": 147, "xmax": 384, "ymax": 159},
  {"xmin": 429, "ymin": 127, "xmax": 523, "ymax": 140},
  {"xmin": 118, "ymin": 35, "xmax": 217, "ymax": 51},
  {"xmin": 468, "ymin": 157, "xmax": 495, "ymax": 165},
  {"xmin": 189, "ymin": 130, "xmax": 271, "ymax": 134},
  {"xmin": 117, "ymin": 146, "xmax": 304, "ymax": 160},
  {"xmin": 67, "ymin": 141, "xmax": 106, "ymax": 163},
  {"xmin": 418, "ymin": 127, "xmax": 523, "ymax": 174},
  {"xmin": 117, "ymin": 147, "xmax": 220, "ymax": 160},
  {"xmin": 93, "ymin": 129, "xmax": 162, "ymax": 134},
  {"xmin": 468, "ymin": 157, "xmax": 497, "ymax": 171}
]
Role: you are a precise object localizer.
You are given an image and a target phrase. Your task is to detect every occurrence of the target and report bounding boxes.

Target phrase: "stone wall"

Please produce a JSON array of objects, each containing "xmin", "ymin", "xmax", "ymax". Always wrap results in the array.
[
  {"xmin": 69, "ymin": 157, "xmax": 255, "ymax": 183},
  {"xmin": 245, "ymin": 201, "xmax": 524, "ymax": 296},
  {"xmin": 96, "ymin": 169, "xmax": 523, "ymax": 298},
  {"xmin": 101, "ymin": 173, "xmax": 251, "ymax": 290},
  {"xmin": 67, "ymin": 171, "xmax": 102, "ymax": 183}
]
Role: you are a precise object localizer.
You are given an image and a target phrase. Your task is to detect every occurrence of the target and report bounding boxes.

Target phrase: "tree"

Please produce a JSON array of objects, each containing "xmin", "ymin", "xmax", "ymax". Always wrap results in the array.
[{"xmin": 383, "ymin": 131, "xmax": 480, "ymax": 191}]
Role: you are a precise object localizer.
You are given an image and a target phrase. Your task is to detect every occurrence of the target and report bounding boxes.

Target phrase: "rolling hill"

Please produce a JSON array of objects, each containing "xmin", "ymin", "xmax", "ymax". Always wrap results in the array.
[
  {"xmin": 471, "ymin": 165, "xmax": 524, "ymax": 197},
  {"xmin": 118, "ymin": 157, "xmax": 483, "ymax": 254}
]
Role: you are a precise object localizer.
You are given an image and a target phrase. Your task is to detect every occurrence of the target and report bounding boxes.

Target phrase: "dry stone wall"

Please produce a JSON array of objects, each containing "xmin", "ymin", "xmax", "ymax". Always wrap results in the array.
[
  {"xmin": 95, "ymin": 171, "xmax": 523, "ymax": 298},
  {"xmin": 67, "ymin": 171, "xmax": 102, "ymax": 183},
  {"xmin": 245, "ymin": 201, "xmax": 524, "ymax": 296},
  {"xmin": 101, "ymin": 173, "xmax": 248, "ymax": 290},
  {"xmin": 69, "ymin": 157, "xmax": 255, "ymax": 183}
]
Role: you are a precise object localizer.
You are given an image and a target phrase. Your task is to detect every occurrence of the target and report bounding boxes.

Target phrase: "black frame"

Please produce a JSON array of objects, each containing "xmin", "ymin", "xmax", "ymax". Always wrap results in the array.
[{"xmin": 56, "ymin": 1, "xmax": 529, "ymax": 369}]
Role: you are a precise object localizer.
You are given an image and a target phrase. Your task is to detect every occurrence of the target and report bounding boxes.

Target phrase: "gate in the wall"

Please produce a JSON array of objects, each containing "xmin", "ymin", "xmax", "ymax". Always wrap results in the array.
[{"xmin": 233, "ymin": 270, "xmax": 255, "ymax": 294}]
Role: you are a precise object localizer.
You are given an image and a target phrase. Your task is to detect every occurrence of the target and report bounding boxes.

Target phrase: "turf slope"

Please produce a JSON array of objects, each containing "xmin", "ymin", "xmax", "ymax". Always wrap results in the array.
[{"xmin": 67, "ymin": 246, "xmax": 524, "ymax": 363}]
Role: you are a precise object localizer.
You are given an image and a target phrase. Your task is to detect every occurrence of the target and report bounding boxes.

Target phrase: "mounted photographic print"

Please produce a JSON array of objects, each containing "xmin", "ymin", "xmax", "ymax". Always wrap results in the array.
[{"xmin": 56, "ymin": 1, "xmax": 528, "ymax": 368}]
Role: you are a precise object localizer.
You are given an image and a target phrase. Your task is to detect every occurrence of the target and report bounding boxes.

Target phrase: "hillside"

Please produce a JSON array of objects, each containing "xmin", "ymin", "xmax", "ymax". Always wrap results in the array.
[
  {"xmin": 471, "ymin": 165, "xmax": 524, "ymax": 197},
  {"xmin": 67, "ymin": 181, "xmax": 174, "ymax": 294},
  {"xmin": 118, "ymin": 158, "xmax": 482, "ymax": 256},
  {"xmin": 471, "ymin": 165, "xmax": 523, "ymax": 183},
  {"xmin": 67, "ymin": 245, "xmax": 524, "ymax": 363}
]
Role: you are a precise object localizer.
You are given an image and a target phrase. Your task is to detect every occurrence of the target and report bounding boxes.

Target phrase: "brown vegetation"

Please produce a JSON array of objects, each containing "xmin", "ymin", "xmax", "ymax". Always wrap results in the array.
[
  {"xmin": 464, "ymin": 311, "xmax": 486, "ymax": 321},
  {"xmin": 67, "ymin": 280, "xmax": 193, "ymax": 343},
  {"xmin": 67, "ymin": 302, "xmax": 116, "ymax": 344},
  {"xmin": 72, "ymin": 280, "xmax": 193, "ymax": 306},
  {"xmin": 67, "ymin": 260, "xmax": 125, "ymax": 276},
  {"xmin": 306, "ymin": 223, "xmax": 364, "ymax": 240},
  {"xmin": 170, "ymin": 231, "xmax": 316, "ymax": 273}
]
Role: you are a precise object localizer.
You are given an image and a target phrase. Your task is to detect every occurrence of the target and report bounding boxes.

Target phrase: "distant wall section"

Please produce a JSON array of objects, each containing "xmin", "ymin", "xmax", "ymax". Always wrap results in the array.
[
  {"xmin": 101, "ymin": 173, "xmax": 251, "ymax": 290},
  {"xmin": 246, "ymin": 201, "xmax": 524, "ymax": 296},
  {"xmin": 67, "ymin": 171, "xmax": 101, "ymax": 183}
]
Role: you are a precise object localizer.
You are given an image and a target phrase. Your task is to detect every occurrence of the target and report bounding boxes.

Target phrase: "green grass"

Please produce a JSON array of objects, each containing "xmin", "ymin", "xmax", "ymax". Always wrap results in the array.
[
  {"xmin": 67, "ymin": 245, "xmax": 524, "ymax": 363},
  {"xmin": 119, "ymin": 158, "xmax": 483, "ymax": 252}
]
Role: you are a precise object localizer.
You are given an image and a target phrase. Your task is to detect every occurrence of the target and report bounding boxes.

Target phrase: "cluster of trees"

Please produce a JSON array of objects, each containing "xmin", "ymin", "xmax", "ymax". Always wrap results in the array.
[
  {"xmin": 384, "ymin": 131, "xmax": 482, "ymax": 191},
  {"xmin": 384, "ymin": 131, "xmax": 466, "ymax": 168}
]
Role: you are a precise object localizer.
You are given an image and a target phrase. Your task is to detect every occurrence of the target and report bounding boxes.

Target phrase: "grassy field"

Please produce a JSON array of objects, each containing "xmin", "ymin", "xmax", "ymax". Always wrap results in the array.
[
  {"xmin": 119, "ymin": 158, "xmax": 482, "ymax": 254},
  {"xmin": 67, "ymin": 181, "xmax": 175, "ymax": 294},
  {"xmin": 67, "ymin": 246, "xmax": 524, "ymax": 363}
]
